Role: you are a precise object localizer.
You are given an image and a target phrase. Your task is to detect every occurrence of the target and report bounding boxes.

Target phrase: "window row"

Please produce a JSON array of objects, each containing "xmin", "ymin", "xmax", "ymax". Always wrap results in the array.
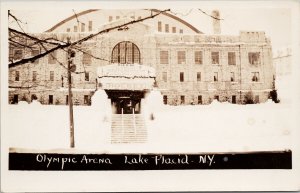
[
  {"xmin": 14, "ymin": 71, "xmax": 91, "ymax": 82},
  {"xmin": 10, "ymin": 94, "xmax": 91, "ymax": 105},
  {"xmin": 160, "ymin": 51, "xmax": 261, "ymax": 65},
  {"xmin": 161, "ymin": 71, "xmax": 260, "ymax": 82},
  {"xmin": 66, "ymin": 21, "xmax": 93, "ymax": 32},
  {"xmin": 157, "ymin": 21, "xmax": 183, "ymax": 34},
  {"xmin": 163, "ymin": 95, "xmax": 239, "ymax": 105},
  {"xmin": 108, "ymin": 15, "xmax": 142, "ymax": 22},
  {"xmin": 11, "ymin": 49, "xmax": 93, "ymax": 65}
]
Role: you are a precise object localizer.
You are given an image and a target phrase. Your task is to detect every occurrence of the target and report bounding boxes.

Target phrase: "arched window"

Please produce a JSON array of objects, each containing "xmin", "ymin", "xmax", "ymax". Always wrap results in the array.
[{"xmin": 111, "ymin": 41, "xmax": 140, "ymax": 64}]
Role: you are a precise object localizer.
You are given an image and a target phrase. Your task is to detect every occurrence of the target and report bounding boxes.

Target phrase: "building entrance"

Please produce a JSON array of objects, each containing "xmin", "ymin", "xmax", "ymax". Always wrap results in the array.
[{"xmin": 105, "ymin": 90, "xmax": 144, "ymax": 114}]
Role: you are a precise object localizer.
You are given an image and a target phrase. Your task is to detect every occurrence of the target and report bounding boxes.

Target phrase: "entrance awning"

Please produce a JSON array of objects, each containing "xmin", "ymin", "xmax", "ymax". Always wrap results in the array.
[{"xmin": 97, "ymin": 64, "xmax": 156, "ymax": 91}]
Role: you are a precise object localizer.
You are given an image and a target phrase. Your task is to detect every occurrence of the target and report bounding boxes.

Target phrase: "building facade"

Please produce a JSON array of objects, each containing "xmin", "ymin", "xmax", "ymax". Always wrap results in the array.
[{"xmin": 8, "ymin": 9, "xmax": 275, "ymax": 108}]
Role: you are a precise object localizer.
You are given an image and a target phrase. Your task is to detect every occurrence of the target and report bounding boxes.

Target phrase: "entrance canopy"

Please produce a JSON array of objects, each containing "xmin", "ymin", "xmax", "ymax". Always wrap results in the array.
[{"xmin": 97, "ymin": 64, "xmax": 156, "ymax": 91}]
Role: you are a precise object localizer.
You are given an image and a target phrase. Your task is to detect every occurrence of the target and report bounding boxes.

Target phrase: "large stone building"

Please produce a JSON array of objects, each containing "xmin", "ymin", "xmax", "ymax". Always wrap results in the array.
[{"xmin": 9, "ymin": 9, "xmax": 275, "ymax": 109}]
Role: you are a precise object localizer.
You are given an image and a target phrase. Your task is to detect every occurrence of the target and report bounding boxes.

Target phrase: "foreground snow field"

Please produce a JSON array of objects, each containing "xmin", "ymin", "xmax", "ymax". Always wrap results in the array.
[{"xmin": 7, "ymin": 99, "xmax": 292, "ymax": 154}]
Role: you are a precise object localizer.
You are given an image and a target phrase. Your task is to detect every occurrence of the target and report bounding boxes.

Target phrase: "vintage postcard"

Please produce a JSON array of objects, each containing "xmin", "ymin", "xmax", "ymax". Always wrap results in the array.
[{"xmin": 1, "ymin": 0, "xmax": 300, "ymax": 192}]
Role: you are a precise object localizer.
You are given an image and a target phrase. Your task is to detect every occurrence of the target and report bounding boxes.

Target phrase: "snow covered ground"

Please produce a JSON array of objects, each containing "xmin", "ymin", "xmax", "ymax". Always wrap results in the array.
[{"xmin": 6, "ymin": 76, "xmax": 294, "ymax": 153}]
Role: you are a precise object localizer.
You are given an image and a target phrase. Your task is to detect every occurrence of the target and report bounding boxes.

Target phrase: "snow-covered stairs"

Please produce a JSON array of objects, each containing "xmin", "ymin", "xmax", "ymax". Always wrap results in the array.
[{"xmin": 111, "ymin": 114, "xmax": 147, "ymax": 143}]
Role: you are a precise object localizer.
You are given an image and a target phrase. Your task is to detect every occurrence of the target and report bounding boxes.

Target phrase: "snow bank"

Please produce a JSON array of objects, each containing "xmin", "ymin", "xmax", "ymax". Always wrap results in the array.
[{"xmin": 6, "ymin": 97, "xmax": 291, "ymax": 153}]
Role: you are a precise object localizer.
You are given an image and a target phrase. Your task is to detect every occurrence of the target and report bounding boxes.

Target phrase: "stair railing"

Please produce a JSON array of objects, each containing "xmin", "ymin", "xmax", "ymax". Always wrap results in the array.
[
  {"xmin": 132, "ymin": 108, "xmax": 136, "ymax": 137},
  {"xmin": 121, "ymin": 108, "xmax": 124, "ymax": 142}
]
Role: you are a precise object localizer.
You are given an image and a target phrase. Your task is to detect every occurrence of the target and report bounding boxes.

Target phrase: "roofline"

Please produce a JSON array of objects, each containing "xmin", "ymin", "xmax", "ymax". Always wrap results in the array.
[{"xmin": 45, "ymin": 9, "xmax": 202, "ymax": 34}]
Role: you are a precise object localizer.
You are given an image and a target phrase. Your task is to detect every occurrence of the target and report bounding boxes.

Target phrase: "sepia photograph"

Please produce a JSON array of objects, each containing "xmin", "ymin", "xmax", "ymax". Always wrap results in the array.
[{"xmin": 1, "ymin": 0, "xmax": 300, "ymax": 192}]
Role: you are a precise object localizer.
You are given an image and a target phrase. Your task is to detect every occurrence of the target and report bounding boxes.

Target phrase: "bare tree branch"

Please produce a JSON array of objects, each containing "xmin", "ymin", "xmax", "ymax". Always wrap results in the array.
[
  {"xmin": 198, "ymin": 9, "xmax": 224, "ymax": 20},
  {"xmin": 9, "ymin": 9, "xmax": 170, "ymax": 68}
]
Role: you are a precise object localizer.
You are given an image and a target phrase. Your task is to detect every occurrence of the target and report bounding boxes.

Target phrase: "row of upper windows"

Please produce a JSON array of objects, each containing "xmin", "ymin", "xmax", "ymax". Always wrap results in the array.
[
  {"xmin": 66, "ymin": 21, "xmax": 93, "ymax": 32},
  {"xmin": 10, "ymin": 48, "xmax": 261, "ymax": 66},
  {"xmin": 10, "ymin": 49, "xmax": 93, "ymax": 65},
  {"xmin": 158, "ymin": 21, "xmax": 183, "ymax": 33},
  {"xmin": 160, "ymin": 51, "xmax": 261, "ymax": 65},
  {"xmin": 14, "ymin": 71, "xmax": 91, "ymax": 82},
  {"xmin": 109, "ymin": 15, "xmax": 142, "ymax": 22},
  {"xmin": 160, "ymin": 71, "xmax": 260, "ymax": 82}
]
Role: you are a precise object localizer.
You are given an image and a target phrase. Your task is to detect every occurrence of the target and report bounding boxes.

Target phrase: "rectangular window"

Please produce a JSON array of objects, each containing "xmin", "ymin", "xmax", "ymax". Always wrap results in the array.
[
  {"xmin": 248, "ymin": 52, "xmax": 260, "ymax": 65},
  {"xmin": 81, "ymin": 23, "xmax": 85, "ymax": 32},
  {"xmin": 179, "ymin": 29, "xmax": 183, "ymax": 33},
  {"xmin": 82, "ymin": 50, "xmax": 92, "ymax": 64},
  {"xmin": 12, "ymin": 94, "xmax": 19, "ymax": 104},
  {"xmin": 88, "ymin": 21, "xmax": 92, "ymax": 31},
  {"xmin": 162, "ymin": 72, "xmax": 167, "ymax": 82},
  {"xmin": 67, "ymin": 28, "xmax": 70, "ymax": 32},
  {"xmin": 177, "ymin": 51, "xmax": 186, "ymax": 64},
  {"xmin": 228, "ymin": 52, "xmax": 236, "ymax": 65},
  {"xmin": 252, "ymin": 72, "xmax": 259, "ymax": 82},
  {"xmin": 48, "ymin": 51, "xmax": 57, "ymax": 64},
  {"xmin": 165, "ymin": 24, "xmax": 169, "ymax": 33},
  {"xmin": 230, "ymin": 72, "xmax": 235, "ymax": 82},
  {"xmin": 66, "ymin": 95, "xmax": 69, "ymax": 105},
  {"xmin": 198, "ymin": 95, "xmax": 202, "ymax": 104},
  {"xmin": 163, "ymin": 95, "xmax": 168, "ymax": 105},
  {"xmin": 116, "ymin": 16, "xmax": 120, "ymax": 20},
  {"xmin": 160, "ymin": 51, "xmax": 169, "ymax": 64},
  {"xmin": 214, "ymin": 72, "xmax": 218, "ymax": 82},
  {"xmin": 50, "ymin": 71, "xmax": 54, "ymax": 81},
  {"xmin": 109, "ymin": 16, "xmax": 113, "ymax": 22},
  {"xmin": 180, "ymin": 72, "xmax": 184, "ymax": 82},
  {"xmin": 32, "ymin": 71, "xmax": 37, "ymax": 81},
  {"xmin": 15, "ymin": 71, "xmax": 20, "ymax": 81},
  {"xmin": 14, "ymin": 49, "xmax": 23, "ymax": 60},
  {"xmin": 48, "ymin": 95, "xmax": 53, "ymax": 105},
  {"xmin": 158, "ymin": 21, "xmax": 162, "ymax": 32},
  {"xmin": 31, "ymin": 49, "xmax": 40, "ymax": 64},
  {"xmin": 85, "ymin": 72, "xmax": 90, "ymax": 81},
  {"xmin": 180, "ymin": 96, "xmax": 185, "ymax": 104},
  {"xmin": 232, "ymin": 95, "xmax": 236, "ymax": 104},
  {"xmin": 211, "ymin": 52, "xmax": 219, "ymax": 64},
  {"xmin": 84, "ymin": 95, "xmax": 89, "ymax": 105},
  {"xmin": 195, "ymin": 51, "xmax": 203, "ymax": 64},
  {"xmin": 197, "ymin": 72, "xmax": 201, "ymax": 81},
  {"xmin": 172, "ymin": 27, "xmax": 176, "ymax": 33},
  {"xmin": 74, "ymin": 25, "xmax": 78, "ymax": 32}
]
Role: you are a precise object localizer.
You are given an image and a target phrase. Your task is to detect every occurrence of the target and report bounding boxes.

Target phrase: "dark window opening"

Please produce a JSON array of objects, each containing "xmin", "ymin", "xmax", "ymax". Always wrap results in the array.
[
  {"xmin": 232, "ymin": 95, "xmax": 236, "ymax": 104},
  {"xmin": 49, "ymin": 95, "xmax": 53, "ymax": 105},
  {"xmin": 84, "ymin": 95, "xmax": 90, "ymax": 105},
  {"xmin": 197, "ymin": 72, "xmax": 201, "ymax": 81},
  {"xmin": 85, "ymin": 72, "xmax": 89, "ymax": 81},
  {"xmin": 198, "ymin": 95, "xmax": 202, "ymax": 104},
  {"xmin": 180, "ymin": 72, "xmax": 184, "ymax": 82},
  {"xmin": 12, "ymin": 94, "xmax": 19, "ymax": 104},
  {"xmin": 15, "ymin": 71, "xmax": 20, "ymax": 81},
  {"xmin": 180, "ymin": 96, "xmax": 185, "ymax": 104},
  {"xmin": 163, "ymin": 95, "xmax": 168, "ymax": 104}
]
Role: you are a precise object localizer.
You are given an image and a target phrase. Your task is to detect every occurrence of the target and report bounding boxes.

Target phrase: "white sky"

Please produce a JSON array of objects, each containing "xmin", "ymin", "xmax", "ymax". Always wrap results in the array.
[{"xmin": 8, "ymin": 8, "xmax": 292, "ymax": 51}]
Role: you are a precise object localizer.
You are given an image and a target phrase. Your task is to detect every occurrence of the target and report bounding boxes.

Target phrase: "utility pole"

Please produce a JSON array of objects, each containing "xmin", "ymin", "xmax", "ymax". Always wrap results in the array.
[{"xmin": 67, "ymin": 37, "xmax": 75, "ymax": 148}]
